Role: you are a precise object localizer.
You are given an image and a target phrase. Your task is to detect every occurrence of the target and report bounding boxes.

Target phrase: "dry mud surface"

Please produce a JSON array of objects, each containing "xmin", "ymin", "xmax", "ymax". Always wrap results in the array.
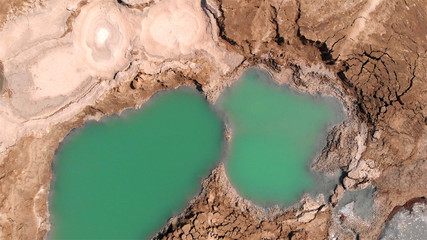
[{"xmin": 0, "ymin": 0, "xmax": 426, "ymax": 239}]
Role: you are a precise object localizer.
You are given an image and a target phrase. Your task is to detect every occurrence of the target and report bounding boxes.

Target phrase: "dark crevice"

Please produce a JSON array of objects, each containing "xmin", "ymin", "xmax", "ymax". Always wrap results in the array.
[
  {"xmin": 263, "ymin": 58, "xmax": 281, "ymax": 72},
  {"xmin": 192, "ymin": 79, "xmax": 204, "ymax": 93},
  {"xmin": 288, "ymin": 230, "xmax": 297, "ymax": 239},
  {"xmin": 205, "ymin": 1, "xmax": 239, "ymax": 47},
  {"xmin": 339, "ymin": 171, "xmax": 349, "ymax": 189},
  {"xmin": 395, "ymin": 57, "xmax": 417, "ymax": 101},
  {"xmin": 337, "ymin": 71, "xmax": 353, "ymax": 88},
  {"xmin": 113, "ymin": 71, "xmax": 119, "ymax": 79},
  {"xmin": 270, "ymin": 5, "xmax": 285, "ymax": 46},
  {"xmin": 295, "ymin": 2, "xmax": 338, "ymax": 65},
  {"xmin": 88, "ymin": 106, "xmax": 105, "ymax": 115},
  {"xmin": 129, "ymin": 80, "xmax": 136, "ymax": 90},
  {"xmin": 116, "ymin": 0, "xmax": 154, "ymax": 11},
  {"xmin": 297, "ymin": 30, "xmax": 339, "ymax": 65},
  {"xmin": 116, "ymin": 0, "xmax": 129, "ymax": 7}
]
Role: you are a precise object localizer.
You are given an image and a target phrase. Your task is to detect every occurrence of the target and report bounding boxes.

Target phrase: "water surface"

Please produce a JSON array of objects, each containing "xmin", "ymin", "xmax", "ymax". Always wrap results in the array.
[
  {"xmin": 219, "ymin": 69, "xmax": 340, "ymax": 205},
  {"xmin": 50, "ymin": 68, "xmax": 344, "ymax": 239},
  {"xmin": 50, "ymin": 89, "xmax": 223, "ymax": 239}
]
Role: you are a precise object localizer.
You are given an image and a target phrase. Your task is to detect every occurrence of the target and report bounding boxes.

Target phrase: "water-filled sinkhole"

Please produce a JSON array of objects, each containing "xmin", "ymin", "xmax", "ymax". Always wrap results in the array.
[
  {"xmin": 218, "ymin": 69, "xmax": 344, "ymax": 205},
  {"xmin": 50, "ymin": 68, "xmax": 344, "ymax": 239},
  {"xmin": 49, "ymin": 89, "xmax": 223, "ymax": 239}
]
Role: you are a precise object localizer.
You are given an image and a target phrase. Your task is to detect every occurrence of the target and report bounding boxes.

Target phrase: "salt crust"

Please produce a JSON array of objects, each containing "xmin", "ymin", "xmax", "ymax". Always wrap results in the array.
[{"xmin": 0, "ymin": 0, "xmax": 241, "ymax": 153}]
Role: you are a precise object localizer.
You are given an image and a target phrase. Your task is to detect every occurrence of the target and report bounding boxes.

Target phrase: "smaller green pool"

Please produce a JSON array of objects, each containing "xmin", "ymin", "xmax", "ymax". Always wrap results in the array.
[
  {"xmin": 50, "ymin": 89, "xmax": 223, "ymax": 239},
  {"xmin": 219, "ymin": 69, "xmax": 338, "ymax": 205}
]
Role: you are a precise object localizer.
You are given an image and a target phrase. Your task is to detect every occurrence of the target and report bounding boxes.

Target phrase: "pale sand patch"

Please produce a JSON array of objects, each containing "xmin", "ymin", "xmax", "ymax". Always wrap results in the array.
[
  {"xmin": 149, "ymin": 10, "xmax": 201, "ymax": 51},
  {"xmin": 0, "ymin": 0, "xmax": 69, "ymax": 61},
  {"xmin": 0, "ymin": 18, "xmax": 31, "ymax": 60},
  {"xmin": 0, "ymin": 0, "xmax": 242, "ymax": 153},
  {"xmin": 138, "ymin": 0, "xmax": 243, "ymax": 75},
  {"xmin": 140, "ymin": 0, "xmax": 210, "ymax": 57},
  {"xmin": 0, "ymin": 0, "xmax": 138, "ymax": 152},
  {"xmin": 72, "ymin": 0, "xmax": 134, "ymax": 75},
  {"xmin": 29, "ymin": 46, "xmax": 90, "ymax": 99}
]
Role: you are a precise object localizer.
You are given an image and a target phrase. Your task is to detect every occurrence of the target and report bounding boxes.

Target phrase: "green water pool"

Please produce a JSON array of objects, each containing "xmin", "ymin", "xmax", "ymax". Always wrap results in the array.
[
  {"xmin": 50, "ymin": 68, "xmax": 342, "ymax": 239},
  {"xmin": 50, "ymin": 89, "xmax": 223, "ymax": 239},
  {"xmin": 219, "ymin": 69, "xmax": 337, "ymax": 205}
]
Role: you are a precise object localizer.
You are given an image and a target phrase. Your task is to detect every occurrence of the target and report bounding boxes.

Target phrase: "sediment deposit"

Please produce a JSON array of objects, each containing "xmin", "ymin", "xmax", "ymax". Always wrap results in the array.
[{"xmin": 0, "ymin": 0, "xmax": 426, "ymax": 239}]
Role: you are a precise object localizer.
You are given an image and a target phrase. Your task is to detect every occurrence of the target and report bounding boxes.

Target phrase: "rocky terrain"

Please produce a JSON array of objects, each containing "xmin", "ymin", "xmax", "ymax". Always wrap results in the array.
[{"xmin": 0, "ymin": 0, "xmax": 426, "ymax": 239}]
